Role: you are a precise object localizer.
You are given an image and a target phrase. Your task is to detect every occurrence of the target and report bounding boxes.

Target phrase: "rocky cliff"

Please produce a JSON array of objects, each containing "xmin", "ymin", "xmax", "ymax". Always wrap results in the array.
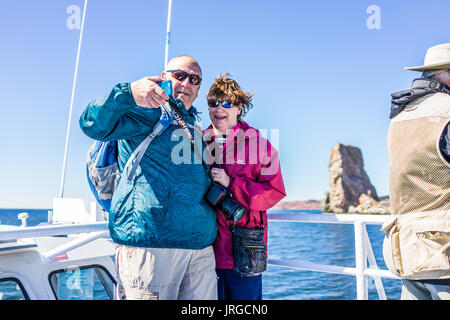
[{"xmin": 322, "ymin": 143, "xmax": 390, "ymax": 214}]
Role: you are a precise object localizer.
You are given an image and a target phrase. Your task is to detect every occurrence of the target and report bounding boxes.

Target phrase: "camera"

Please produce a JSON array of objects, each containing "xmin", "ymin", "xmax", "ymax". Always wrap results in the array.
[{"xmin": 205, "ymin": 183, "xmax": 246, "ymax": 222}]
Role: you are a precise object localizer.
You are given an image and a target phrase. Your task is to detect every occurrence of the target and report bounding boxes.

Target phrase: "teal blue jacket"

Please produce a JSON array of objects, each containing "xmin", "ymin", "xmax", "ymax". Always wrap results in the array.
[{"xmin": 79, "ymin": 82, "xmax": 217, "ymax": 249}]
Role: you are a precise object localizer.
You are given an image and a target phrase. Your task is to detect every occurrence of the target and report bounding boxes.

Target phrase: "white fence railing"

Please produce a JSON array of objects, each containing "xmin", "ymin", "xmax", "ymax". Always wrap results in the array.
[
  {"xmin": 0, "ymin": 222, "xmax": 108, "ymax": 242},
  {"xmin": 267, "ymin": 211, "xmax": 400, "ymax": 300},
  {"xmin": 0, "ymin": 222, "xmax": 110, "ymax": 263}
]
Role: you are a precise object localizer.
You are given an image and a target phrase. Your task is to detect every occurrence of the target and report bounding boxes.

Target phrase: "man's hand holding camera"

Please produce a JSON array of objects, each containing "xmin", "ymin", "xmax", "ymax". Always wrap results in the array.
[{"xmin": 130, "ymin": 76, "xmax": 169, "ymax": 109}]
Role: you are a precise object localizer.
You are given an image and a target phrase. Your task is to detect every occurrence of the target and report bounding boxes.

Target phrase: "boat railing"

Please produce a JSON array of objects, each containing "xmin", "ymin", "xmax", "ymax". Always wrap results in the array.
[
  {"xmin": 0, "ymin": 222, "xmax": 108, "ymax": 241},
  {"xmin": 0, "ymin": 222, "xmax": 109, "ymax": 263},
  {"xmin": 267, "ymin": 211, "xmax": 400, "ymax": 300},
  {"xmin": 1, "ymin": 211, "xmax": 400, "ymax": 299}
]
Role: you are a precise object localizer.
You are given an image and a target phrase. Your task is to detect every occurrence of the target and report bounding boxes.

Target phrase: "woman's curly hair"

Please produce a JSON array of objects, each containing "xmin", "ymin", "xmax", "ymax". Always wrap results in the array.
[{"xmin": 206, "ymin": 73, "xmax": 253, "ymax": 120}]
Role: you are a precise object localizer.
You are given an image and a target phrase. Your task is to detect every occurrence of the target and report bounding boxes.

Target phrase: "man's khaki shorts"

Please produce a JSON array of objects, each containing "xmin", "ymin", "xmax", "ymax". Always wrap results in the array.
[{"xmin": 114, "ymin": 244, "xmax": 218, "ymax": 300}]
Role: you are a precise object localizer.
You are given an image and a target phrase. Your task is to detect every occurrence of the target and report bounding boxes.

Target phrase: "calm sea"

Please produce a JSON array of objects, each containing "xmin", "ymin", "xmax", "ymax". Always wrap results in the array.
[{"xmin": 0, "ymin": 208, "xmax": 402, "ymax": 300}]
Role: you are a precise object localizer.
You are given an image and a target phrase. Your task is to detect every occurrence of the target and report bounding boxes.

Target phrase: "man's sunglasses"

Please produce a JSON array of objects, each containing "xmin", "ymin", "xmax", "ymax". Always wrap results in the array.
[
  {"xmin": 166, "ymin": 70, "xmax": 202, "ymax": 86},
  {"xmin": 207, "ymin": 99, "xmax": 233, "ymax": 109}
]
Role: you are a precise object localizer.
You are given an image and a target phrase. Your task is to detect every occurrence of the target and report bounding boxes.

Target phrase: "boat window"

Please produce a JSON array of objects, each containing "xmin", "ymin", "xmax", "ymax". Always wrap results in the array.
[
  {"xmin": 0, "ymin": 278, "xmax": 29, "ymax": 300},
  {"xmin": 49, "ymin": 264, "xmax": 116, "ymax": 300}
]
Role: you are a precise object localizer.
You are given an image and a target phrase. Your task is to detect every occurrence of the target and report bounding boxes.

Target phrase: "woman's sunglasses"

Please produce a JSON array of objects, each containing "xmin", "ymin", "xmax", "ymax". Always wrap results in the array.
[
  {"xmin": 166, "ymin": 70, "xmax": 202, "ymax": 86},
  {"xmin": 207, "ymin": 99, "xmax": 233, "ymax": 109}
]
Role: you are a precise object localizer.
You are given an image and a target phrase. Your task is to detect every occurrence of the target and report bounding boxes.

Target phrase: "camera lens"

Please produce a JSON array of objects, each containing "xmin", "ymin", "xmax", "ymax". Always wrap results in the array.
[
  {"xmin": 221, "ymin": 197, "xmax": 246, "ymax": 222},
  {"xmin": 232, "ymin": 206, "xmax": 246, "ymax": 222}
]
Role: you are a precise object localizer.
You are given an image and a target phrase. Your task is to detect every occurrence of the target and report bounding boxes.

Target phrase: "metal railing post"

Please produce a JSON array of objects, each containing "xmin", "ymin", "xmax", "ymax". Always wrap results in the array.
[
  {"xmin": 42, "ymin": 230, "xmax": 109, "ymax": 262},
  {"xmin": 364, "ymin": 227, "xmax": 387, "ymax": 300},
  {"xmin": 354, "ymin": 220, "xmax": 368, "ymax": 300}
]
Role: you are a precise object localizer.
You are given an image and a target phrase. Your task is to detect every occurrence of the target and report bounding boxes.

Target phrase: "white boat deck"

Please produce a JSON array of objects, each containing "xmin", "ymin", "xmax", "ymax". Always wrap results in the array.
[{"xmin": 0, "ymin": 199, "xmax": 115, "ymax": 300}]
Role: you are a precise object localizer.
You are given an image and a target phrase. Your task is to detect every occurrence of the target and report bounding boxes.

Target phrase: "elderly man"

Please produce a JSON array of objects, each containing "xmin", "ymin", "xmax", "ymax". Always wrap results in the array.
[
  {"xmin": 383, "ymin": 43, "xmax": 450, "ymax": 300},
  {"xmin": 79, "ymin": 56, "xmax": 217, "ymax": 300}
]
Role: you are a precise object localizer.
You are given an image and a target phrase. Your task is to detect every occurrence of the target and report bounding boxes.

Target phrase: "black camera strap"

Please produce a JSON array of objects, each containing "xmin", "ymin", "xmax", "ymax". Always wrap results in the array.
[
  {"xmin": 166, "ymin": 99, "xmax": 211, "ymax": 177},
  {"xmin": 259, "ymin": 211, "xmax": 264, "ymax": 228},
  {"xmin": 169, "ymin": 100, "xmax": 195, "ymax": 141}
]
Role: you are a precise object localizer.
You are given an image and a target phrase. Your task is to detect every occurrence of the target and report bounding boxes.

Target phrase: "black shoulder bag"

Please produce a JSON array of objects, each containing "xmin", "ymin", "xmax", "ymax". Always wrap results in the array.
[{"xmin": 232, "ymin": 211, "xmax": 267, "ymax": 277}]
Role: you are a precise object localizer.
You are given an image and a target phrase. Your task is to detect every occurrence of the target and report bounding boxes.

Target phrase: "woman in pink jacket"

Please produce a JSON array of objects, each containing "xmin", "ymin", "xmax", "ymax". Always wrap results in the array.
[{"xmin": 203, "ymin": 74, "xmax": 286, "ymax": 300}]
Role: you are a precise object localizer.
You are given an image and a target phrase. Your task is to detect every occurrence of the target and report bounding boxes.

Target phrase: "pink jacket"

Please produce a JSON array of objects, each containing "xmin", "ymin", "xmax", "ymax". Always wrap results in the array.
[{"xmin": 203, "ymin": 121, "xmax": 286, "ymax": 269}]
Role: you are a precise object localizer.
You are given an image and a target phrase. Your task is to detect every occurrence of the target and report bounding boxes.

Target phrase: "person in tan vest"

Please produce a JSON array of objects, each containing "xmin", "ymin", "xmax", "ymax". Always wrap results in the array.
[{"xmin": 382, "ymin": 43, "xmax": 450, "ymax": 300}]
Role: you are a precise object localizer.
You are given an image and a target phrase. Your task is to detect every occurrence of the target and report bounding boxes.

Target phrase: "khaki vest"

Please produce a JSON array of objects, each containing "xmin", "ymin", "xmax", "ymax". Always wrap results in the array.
[
  {"xmin": 388, "ymin": 92, "xmax": 450, "ymax": 215},
  {"xmin": 382, "ymin": 92, "xmax": 450, "ymax": 279}
]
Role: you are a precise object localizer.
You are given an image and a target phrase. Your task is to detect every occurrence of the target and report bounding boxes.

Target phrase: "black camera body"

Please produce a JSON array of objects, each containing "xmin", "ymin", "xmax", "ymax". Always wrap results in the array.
[{"xmin": 205, "ymin": 183, "xmax": 245, "ymax": 222}]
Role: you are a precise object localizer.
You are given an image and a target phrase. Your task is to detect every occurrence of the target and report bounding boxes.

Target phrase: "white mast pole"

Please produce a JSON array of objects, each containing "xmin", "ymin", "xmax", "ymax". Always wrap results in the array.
[
  {"xmin": 164, "ymin": 0, "xmax": 173, "ymax": 70},
  {"xmin": 59, "ymin": 0, "xmax": 88, "ymax": 198}
]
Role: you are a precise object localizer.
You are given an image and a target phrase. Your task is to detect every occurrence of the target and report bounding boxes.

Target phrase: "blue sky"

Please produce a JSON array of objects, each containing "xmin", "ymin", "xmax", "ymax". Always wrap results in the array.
[{"xmin": 0, "ymin": 0, "xmax": 449, "ymax": 209}]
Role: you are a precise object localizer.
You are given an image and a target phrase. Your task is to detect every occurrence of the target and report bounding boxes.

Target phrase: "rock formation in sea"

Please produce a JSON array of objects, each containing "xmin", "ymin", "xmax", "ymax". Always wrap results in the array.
[{"xmin": 322, "ymin": 143, "xmax": 390, "ymax": 214}]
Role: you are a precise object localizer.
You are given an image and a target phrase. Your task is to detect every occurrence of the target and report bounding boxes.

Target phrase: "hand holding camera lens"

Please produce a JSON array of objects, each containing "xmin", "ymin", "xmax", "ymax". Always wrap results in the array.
[{"xmin": 206, "ymin": 168, "xmax": 245, "ymax": 222}]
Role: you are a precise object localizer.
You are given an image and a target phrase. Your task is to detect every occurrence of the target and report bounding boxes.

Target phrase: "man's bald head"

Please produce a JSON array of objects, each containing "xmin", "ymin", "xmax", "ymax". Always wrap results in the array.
[{"xmin": 166, "ymin": 55, "xmax": 202, "ymax": 76}]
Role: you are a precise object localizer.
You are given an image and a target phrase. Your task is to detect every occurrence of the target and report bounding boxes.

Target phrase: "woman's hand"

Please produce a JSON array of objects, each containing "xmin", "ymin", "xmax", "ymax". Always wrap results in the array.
[{"xmin": 211, "ymin": 167, "xmax": 230, "ymax": 188}]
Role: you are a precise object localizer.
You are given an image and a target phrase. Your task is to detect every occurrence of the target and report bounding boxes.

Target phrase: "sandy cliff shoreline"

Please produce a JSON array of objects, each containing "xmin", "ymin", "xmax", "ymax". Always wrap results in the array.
[{"xmin": 271, "ymin": 201, "xmax": 322, "ymax": 210}]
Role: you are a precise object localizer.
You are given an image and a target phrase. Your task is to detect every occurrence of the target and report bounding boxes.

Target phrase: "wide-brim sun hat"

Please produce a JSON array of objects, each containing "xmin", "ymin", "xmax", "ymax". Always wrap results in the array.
[{"xmin": 405, "ymin": 43, "xmax": 450, "ymax": 71}]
